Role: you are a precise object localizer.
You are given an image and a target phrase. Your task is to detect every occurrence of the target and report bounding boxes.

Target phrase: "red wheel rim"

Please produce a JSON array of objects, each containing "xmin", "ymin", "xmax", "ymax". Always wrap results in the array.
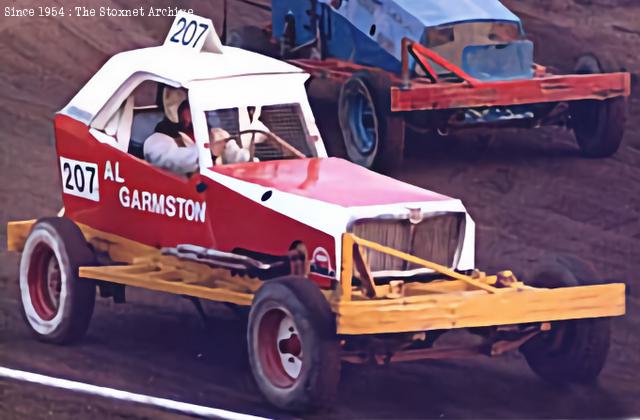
[
  {"xmin": 27, "ymin": 242, "xmax": 61, "ymax": 321},
  {"xmin": 257, "ymin": 308, "xmax": 303, "ymax": 388}
]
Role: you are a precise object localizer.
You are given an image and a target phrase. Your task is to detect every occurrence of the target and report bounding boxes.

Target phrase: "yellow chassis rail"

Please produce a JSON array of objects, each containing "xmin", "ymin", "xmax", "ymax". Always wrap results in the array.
[{"xmin": 8, "ymin": 220, "xmax": 626, "ymax": 336}]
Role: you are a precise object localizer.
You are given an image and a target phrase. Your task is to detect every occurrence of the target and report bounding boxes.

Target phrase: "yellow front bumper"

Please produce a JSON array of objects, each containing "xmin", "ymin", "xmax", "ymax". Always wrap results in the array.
[{"xmin": 334, "ymin": 282, "xmax": 625, "ymax": 335}]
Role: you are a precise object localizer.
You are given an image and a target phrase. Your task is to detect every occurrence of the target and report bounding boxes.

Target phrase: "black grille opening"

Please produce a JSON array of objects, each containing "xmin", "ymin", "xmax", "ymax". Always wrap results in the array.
[
  {"xmin": 260, "ymin": 103, "xmax": 315, "ymax": 159},
  {"xmin": 206, "ymin": 104, "xmax": 316, "ymax": 162}
]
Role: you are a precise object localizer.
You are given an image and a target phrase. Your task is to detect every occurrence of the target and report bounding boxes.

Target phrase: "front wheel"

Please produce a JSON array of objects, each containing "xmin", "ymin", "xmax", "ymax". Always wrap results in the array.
[
  {"xmin": 570, "ymin": 54, "xmax": 627, "ymax": 158},
  {"xmin": 520, "ymin": 258, "xmax": 611, "ymax": 383},
  {"xmin": 247, "ymin": 276, "xmax": 340, "ymax": 412},
  {"xmin": 19, "ymin": 218, "xmax": 96, "ymax": 344}
]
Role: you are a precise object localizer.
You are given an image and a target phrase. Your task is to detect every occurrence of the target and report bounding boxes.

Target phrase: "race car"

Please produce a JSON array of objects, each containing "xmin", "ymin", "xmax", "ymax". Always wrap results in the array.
[
  {"xmin": 7, "ymin": 13, "xmax": 626, "ymax": 412},
  {"xmin": 227, "ymin": 0, "xmax": 631, "ymax": 170}
]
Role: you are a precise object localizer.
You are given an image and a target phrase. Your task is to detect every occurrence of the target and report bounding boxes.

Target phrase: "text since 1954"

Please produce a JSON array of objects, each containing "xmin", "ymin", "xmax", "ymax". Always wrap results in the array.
[
  {"xmin": 5, "ymin": 6, "xmax": 194, "ymax": 17},
  {"xmin": 5, "ymin": 7, "xmax": 57, "ymax": 17}
]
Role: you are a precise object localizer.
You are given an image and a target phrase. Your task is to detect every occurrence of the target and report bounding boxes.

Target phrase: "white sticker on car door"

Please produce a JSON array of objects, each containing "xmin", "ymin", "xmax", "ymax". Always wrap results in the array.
[{"xmin": 59, "ymin": 157, "xmax": 100, "ymax": 202}]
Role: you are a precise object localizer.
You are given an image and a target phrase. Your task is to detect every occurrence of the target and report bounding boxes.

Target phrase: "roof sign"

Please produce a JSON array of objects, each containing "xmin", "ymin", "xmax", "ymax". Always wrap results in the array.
[{"xmin": 163, "ymin": 12, "xmax": 223, "ymax": 54}]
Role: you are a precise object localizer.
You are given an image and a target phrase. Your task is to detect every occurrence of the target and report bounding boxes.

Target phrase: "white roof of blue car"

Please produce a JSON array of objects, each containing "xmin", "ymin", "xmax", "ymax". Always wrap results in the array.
[{"xmin": 394, "ymin": 0, "xmax": 521, "ymax": 27}]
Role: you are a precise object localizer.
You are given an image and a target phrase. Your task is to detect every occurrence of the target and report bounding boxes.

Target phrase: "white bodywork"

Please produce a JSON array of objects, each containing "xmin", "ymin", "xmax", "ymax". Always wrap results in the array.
[{"xmin": 62, "ymin": 46, "xmax": 308, "ymax": 124}]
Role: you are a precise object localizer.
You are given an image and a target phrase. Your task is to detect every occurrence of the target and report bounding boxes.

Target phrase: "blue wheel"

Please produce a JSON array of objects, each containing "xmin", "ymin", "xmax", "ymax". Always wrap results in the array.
[
  {"xmin": 339, "ymin": 76, "xmax": 380, "ymax": 167},
  {"xmin": 345, "ymin": 82, "xmax": 378, "ymax": 155},
  {"xmin": 338, "ymin": 73, "xmax": 405, "ymax": 171}
]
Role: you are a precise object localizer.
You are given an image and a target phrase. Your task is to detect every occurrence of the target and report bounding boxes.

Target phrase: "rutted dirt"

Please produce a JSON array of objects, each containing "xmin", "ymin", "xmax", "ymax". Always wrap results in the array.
[{"xmin": 1, "ymin": 0, "xmax": 639, "ymax": 418}]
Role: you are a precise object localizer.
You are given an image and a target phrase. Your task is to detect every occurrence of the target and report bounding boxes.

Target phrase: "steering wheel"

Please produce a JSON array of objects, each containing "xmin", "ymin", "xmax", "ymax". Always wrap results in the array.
[{"xmin": 211, "ymin": 129, "xmax": 306, "ymax": 162}]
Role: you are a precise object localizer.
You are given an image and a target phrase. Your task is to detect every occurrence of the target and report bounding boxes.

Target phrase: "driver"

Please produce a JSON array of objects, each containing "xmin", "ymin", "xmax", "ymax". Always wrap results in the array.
[
  {"xmin": 144, "ymin": 100, "xmax": 210, "ymax": 176},
  {"xmin": 144, "ymin": 101, "xmax": 253, "ymax": 175}
]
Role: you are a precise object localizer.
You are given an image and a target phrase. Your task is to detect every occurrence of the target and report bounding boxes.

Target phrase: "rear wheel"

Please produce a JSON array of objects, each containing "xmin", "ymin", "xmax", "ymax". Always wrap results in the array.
[
  {"xmin": 521, "ymin": 257, "xmax": 611, "ymax": 383},
  {"xmin": 338, "ymin": 72, "xmax": 405, "ymax": 172},
  {"xmin": 308, "ymin": 77, "xmax": 346, "ymax": 158},
  {"xmin": 570, "ymin": 54, "xmax": 627, "ymax": 158},
  {"xmin": 19, "ymin": 218, "xmax": 96, "ymax": 344},
  {"xmin": 247, "ymin": 276, "xmax": 339, "ymax": 412}
]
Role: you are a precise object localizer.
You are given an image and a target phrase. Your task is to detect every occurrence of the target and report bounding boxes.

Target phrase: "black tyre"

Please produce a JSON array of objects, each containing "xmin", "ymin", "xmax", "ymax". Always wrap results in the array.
[
  {"xmin": 570, "ymin": 54, "xmax": 627, "ymax": 158},
  {"xmin": 247, "ymin": 276, "xmax": 340, "ymax": 412},
  {"xmin": 520, "ymin": 257, "xmax": 611, "ymax": 383},
  {"xmin": 338, "ymin": 72, "xmax": 405, "ymax": 172},
  {"xmin": 227, "ymin": 25, "xmax": 278, "ymax": 57},
  {"xmin": 19, "ymin": 217, "xmax": 96, "ymax": 344}
]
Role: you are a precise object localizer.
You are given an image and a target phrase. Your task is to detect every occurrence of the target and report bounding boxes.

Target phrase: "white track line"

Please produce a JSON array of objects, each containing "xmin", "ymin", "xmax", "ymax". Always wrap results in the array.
[{"xmin": 0, "ymin": 366, "xmax": 269, "ymax": 420}]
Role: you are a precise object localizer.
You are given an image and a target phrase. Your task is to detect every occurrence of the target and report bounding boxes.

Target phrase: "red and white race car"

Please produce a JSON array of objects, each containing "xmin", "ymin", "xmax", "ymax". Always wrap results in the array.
[{"xmin": 8, "ymin": 13, "xmax": 626, "ymax": 412}]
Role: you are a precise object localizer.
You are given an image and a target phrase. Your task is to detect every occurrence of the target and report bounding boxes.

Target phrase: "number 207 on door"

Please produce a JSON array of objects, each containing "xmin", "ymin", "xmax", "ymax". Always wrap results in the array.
[{"xmin": 59, "ymin": 157, "xmax": 100, "ymax": 202}]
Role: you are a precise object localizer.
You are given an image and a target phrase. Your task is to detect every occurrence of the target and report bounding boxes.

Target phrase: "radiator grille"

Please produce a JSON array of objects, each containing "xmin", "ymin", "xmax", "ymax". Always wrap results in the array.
[{"xmin": 351, "ymin": 214, "xmax": 464, "ymax": 273}]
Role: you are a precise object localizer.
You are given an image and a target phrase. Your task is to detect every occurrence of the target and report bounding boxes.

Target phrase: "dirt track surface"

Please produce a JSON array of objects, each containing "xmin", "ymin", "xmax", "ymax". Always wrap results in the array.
[{"xmin": 1, "ymin": 0, "xmax": 640, "ymax": 418}]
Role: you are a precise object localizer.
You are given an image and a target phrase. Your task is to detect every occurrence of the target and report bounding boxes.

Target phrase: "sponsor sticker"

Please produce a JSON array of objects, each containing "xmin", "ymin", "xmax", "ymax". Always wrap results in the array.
[{"xmin": 310, "ymin": 247, "xmax": 335, "ymax": 277}]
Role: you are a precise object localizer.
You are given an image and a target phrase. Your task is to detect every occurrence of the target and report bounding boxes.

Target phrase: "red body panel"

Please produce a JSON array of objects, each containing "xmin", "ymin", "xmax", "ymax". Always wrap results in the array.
[
  {"xmin": 393, "ymin": 39, "xmax": 631, "ymax": 111},
  {"xmin": 54, "ymin": 115, "xmax": 336, "ymax": 287},
  {"xmin": 212, "ymin": 158, "xmax": 451, "ymax": 207},
  {"xmin": 391, "ymin": 73, "xmax": 631, "ymax": 112},
  {"xmin": 291, "ymin": 59, "xmax": 631, "ymax": 112}
]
